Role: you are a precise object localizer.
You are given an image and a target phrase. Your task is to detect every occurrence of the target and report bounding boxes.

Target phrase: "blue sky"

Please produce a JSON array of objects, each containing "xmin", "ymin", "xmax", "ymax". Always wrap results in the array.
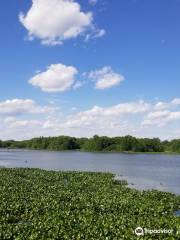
[{"xmin": 0, "ymin": 0, "xmax": 180, "ymax": 140}]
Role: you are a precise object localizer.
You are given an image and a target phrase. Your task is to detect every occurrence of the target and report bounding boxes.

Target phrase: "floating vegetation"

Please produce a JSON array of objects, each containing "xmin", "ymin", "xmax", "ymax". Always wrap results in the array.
[{"xmin": 0, "ymin": 168, "xmax": 179, "ymax": 239}]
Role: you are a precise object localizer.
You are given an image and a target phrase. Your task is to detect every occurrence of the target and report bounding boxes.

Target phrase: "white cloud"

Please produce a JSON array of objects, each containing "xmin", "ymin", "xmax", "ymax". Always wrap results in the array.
[
  {"xmin": 1, "ymin": 98, "xmax": 180, "ymax": 140},
  {"xmin": 60, "ymin": 99, "xmax": 180, "ymax": 138},
  {"xmin": 154, "ymin": 102, "xmax": 169, "ymax": 111},
  {"xmin": 72, "ymin": 80, "xmax": 85, "ymax": 90},
  {"xmin": 85, "ymin": 28, "xmax": 106, "ymax": 41},
  {"xmin": 1, "ymin": 117, "xmax": 61, "ymax": 140},
  {"xmin": 154, "ymin": 98, "xmax": 180, "ymax": 110},
  {"xmin": 93, "ymin": 29, "xmax": 106, "ymax": 38},
  {"xmin": 5, "ymin": 118, "xmax": 60, "ymax": 130},
  {"xmin": 88, "ymin": 66, "xmax": 125, "ymax": 89},
  {"xmin": 8, "ymin": 119, "xmax": 42, "ymax": 129},
  {"xmin": 63, "ymin": 100, "xmax": 150, "ymax": 129},
  {"xmin": 0, "ymin": 99, "xmax": 53, "ymax": 116},
  {"xmin": 171, "ymin": 98, "xmax": 180, "ymax": 106},
  {"xmin": 29, "ymin": 63, "xmax": 79, "ymax": 92},
  {"xmin": 142, "ymin": 99, "xmax": 180, "ymax": 127},
  {"xmin": 142, "ymin": 110, "xmax": 180, "ymax": 127},
  {"xmin": 19, "ymin": 0, "xmax": 105, "ymax": 45}
]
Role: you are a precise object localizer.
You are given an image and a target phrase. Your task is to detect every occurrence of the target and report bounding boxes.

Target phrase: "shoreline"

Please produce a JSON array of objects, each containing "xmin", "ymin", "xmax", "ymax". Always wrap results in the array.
[
  {"xmin": 1, "ymin": 147, "xmax": 180, "ymax": 155},
  {"xmin": 0, "ymin": 166, "xmax": 180, "ymax": 196}
]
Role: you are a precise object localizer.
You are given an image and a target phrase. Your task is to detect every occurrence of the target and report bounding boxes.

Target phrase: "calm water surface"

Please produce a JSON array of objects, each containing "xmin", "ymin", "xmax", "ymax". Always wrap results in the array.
[{"xmin": 0, "ymin": 149, "xmax": 179, "ymax": 195}]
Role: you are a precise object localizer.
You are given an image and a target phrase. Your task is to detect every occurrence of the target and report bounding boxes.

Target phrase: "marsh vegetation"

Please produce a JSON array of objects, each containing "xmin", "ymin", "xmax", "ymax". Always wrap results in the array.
[{"xmin": 0, "ymin": 168, "xmax": 179, "ymax": 239}]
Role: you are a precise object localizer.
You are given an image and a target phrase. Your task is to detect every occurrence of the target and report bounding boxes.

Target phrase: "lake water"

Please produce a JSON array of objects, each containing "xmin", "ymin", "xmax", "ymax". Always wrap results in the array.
[{"xmin": 0, "ymin": 149, "xmax": 180, "ymax": 195}]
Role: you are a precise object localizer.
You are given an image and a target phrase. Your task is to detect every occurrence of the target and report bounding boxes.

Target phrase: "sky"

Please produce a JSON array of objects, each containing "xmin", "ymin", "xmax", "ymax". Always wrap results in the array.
[{"xmin": 0, "ymin": 0, "xmax": 180, "ymax": 140}]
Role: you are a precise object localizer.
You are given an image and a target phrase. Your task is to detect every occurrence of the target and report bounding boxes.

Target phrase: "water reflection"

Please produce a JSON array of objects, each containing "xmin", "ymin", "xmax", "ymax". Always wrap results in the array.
[{"xmin": 174, "ymin": 210, "xmax": 180, "ymax": 217}]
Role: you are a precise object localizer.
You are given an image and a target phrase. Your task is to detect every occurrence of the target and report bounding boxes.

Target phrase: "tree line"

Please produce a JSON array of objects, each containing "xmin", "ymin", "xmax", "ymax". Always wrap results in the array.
[{"xmin": 0, "ymin": 135, "xmax": 180, "ymax": 153}]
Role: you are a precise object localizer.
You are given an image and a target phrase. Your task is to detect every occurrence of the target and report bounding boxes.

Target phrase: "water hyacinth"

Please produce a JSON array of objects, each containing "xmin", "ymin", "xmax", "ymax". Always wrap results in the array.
[{"xmin": 0, "ymin": 168, "xmax": 179, "ymax": 239}]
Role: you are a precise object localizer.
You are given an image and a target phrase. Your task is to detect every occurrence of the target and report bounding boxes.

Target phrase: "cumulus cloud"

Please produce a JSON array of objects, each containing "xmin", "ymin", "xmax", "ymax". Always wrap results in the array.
[
  {"xmin": 4, "ymin": 118, "xmax": 60, "ymax": 130},
  {"xmin": 171, "ymin": 98, "xmax": 180, "ymax": 106},
  {"xmin": 59, "ymin": 98, "xmax": 180, "ymax": 137},
  {"xmin": 142, "ymin": 98, "xmax": 180, "ymax": 127},
  {"xmin": 142, "ymin": 110, "xmax": 180, "ymax": 127},
  {"xmin": 1, "ymin": 118, "xmax": 61, "ymax": 140},
  {"xmin": 88, "ymin": 66, "xmax": 125, "ymax": 89},
  {"xmin": 63, "ymin": 100, "xmax": 150, "ymax": 129},
  {"xmin": 19, "ymin": 0, "xmax": 105, "ymax": 45},
  {"xmin": 154, "ymin": 98, "xmax": 180, "ymax": 110},
  {"xmin": 0, "ymin": 99, "xmax": 54, "ymax": 116},
  {"xmin": 0, "ymin": 100, "xmax": 61, "ymax": 139},
  {"xmin": 29, "ymin": 63, "xmax": 79, "ymax": 92},
  {"xmin": 1, "ymin": 98, "xmax": 180, "ymax": 140},
  {"xmin": 7, "ymin": 119, "xmax": 42, "ymax": 129}
]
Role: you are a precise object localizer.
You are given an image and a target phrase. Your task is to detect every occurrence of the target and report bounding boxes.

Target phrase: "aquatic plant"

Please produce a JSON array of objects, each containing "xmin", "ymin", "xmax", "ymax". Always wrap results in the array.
[{"xmin": 0, "ymin": 168, "xmax": 179, "ymax": 239}]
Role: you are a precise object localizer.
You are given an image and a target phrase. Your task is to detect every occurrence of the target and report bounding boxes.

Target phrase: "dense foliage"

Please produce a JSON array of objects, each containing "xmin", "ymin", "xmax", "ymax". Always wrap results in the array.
[
  {"xmin": 1, "ymin": 135, "xmax": 180, "ymax": 153},
  {"xmin": 0, "ymin": 169, "xmax": 179, "ymax": 239}
]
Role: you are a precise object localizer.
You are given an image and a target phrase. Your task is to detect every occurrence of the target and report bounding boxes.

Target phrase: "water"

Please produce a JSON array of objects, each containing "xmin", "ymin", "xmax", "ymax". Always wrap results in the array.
[
  {"xmin": 0, "ymin": 149, "xmax": 179, "ymax": 195},
  {"xmin": 174, "ymin": 210, "xmax": 180, "ymax": 217}
]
